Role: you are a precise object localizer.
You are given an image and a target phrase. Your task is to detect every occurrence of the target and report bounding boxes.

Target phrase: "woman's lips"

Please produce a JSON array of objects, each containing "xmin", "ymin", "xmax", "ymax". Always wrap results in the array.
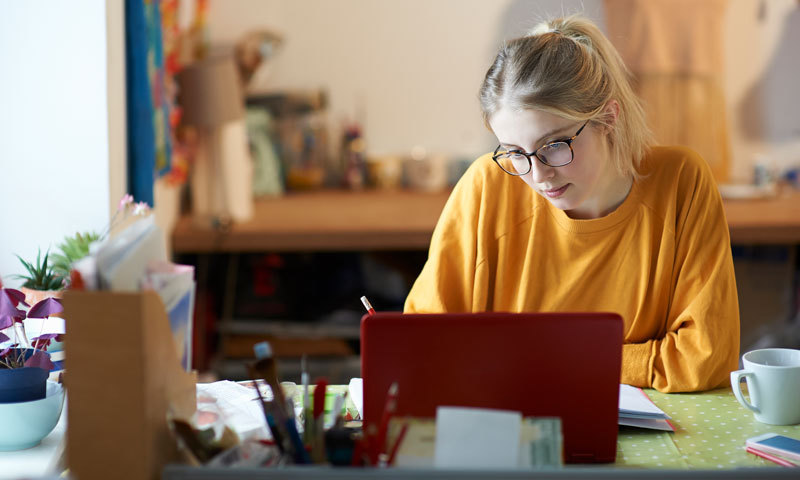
[{"xmin": 543, "ymin": 184, "xmax": 569, "ymax": 198}]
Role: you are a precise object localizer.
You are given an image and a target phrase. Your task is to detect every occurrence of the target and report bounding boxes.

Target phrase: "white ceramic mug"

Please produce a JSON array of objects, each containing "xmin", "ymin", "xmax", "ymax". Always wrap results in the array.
[{"xmin": 730, "ymin": 348, "xmax": 800, "ymax": 425}]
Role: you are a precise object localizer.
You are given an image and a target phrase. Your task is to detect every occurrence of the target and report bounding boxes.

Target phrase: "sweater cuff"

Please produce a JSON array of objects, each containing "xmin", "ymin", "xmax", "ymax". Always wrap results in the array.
[{"xmin": 622, "ymin": 341, "xmax": 654, "ymax": 387}]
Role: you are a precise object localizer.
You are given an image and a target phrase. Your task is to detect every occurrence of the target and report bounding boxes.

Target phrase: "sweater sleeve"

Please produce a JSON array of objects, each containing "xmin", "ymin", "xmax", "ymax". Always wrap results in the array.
[
  {"xmin": 622, "ymin": 153, "xmax": 740, "ymax": 392},
  {"xmin": 404, "ymin": 162, "xmax": 486, "ymax": 313}
]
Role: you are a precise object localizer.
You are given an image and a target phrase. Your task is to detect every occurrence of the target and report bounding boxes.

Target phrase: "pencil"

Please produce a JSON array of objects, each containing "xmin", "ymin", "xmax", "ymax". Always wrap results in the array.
[
  {"xmin": 387, "ymin": 421, "xmax": 409, "ymax": 466},
  {"xmin": 746, "ymin": 446, "xmax": 798, "ymax": 467},
  {"xmin": 360, "ymin": 296, "xmax": 376, "ymax": 315}
]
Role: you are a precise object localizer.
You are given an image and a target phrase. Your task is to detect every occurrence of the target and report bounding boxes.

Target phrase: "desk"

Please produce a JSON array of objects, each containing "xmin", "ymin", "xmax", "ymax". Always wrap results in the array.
[
  {"xmin": 618, "ymin": 388, "xmax": 799, "ymax": 468},
  {"xmin": 163, "ymin": 388, "xmax": 800, "ymax": 479},
  {"xmin": 171, "ymin": 190, "xmax": 800, "ymax": 253}
]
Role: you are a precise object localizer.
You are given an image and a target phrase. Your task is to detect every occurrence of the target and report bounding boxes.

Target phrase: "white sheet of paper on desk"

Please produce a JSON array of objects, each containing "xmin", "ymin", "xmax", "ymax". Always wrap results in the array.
[
  {"xmin": 619, "ymin": 384, "xmax": 670, "ymax": 419},
  {"xmin": 196, "ymin": 381, "xmax": 271, "ymax": 441},
  {"xmin": 434, "ymin": 406, "xmax": 521, "ymax": 469},
  {"xmin": 348, "ymin": 378, "xmax": 363, "ymax": 419}
]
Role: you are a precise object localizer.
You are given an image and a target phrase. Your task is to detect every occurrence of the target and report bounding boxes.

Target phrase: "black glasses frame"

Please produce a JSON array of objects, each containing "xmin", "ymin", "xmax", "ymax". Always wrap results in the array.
[{"xmin": 492, "ymin": 121, "xmax": 589, "ymax": 175}]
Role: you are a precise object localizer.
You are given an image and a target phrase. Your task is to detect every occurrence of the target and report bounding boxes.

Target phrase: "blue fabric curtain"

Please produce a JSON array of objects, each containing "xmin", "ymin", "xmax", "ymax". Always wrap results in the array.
[{"xmin": 125, "ymin": 0, "xmax": 171, "ymax": 206}]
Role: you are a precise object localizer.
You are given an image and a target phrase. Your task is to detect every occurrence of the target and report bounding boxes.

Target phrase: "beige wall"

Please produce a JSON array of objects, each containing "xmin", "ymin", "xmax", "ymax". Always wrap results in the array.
[
  {"xmin": 208, "ymin": 0, "xmax": 800, "ymax": 182},
  {"xmin": 724, "ymin": 0, "xmax": 800, "ymax": 182}
]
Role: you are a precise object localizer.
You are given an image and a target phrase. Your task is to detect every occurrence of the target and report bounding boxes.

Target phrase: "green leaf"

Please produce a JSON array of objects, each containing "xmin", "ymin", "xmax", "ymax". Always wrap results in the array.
[{"xmin": 14, "ymin": 248, "xmax": 64, "ymax": 291}]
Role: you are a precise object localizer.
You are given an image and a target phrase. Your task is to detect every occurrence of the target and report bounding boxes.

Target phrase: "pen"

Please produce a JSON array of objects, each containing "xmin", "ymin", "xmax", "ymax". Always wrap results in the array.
[
  {"xmin": 387, "ymin": 421, "xmax": 409, "ymax": 466},
  {"xmin": 375, "ymin": 382, "xmax": 398, "ymax": 463},
  {"xmin": 360, "ymin": 296, "xmax": 375, "ymax": 315},
  {"xmin": 312, "ymin": 378, "xmax": 329, "ymax": 463},
  {"xmin": 301, "ymin": 355, "xmax": 312, "ymax": 444},
  {"xmin": 253, "ymin": 341, "xmax": 289, "ymax": 420},
  {"xmin": 746, "ymin": 446, "xmax": 798, "ymax": 467},
  {"xmin": 285, "ymin": 416, "xmax": 312, "ymax": 464},
  {"xmin": 251, "ymin": 378, "xmax": 286, "ymax": 454}
]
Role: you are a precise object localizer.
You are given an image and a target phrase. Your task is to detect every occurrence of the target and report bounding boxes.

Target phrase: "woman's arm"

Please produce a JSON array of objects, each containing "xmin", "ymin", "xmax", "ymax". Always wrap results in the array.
[{"xmin": 623, "ymin": 154, "xmax": 740, "ymax": 392}]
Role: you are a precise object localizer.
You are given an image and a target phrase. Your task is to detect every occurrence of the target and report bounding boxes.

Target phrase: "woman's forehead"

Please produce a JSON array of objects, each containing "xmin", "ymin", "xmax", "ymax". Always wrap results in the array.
[{"xmin": 489, "ymin": 108, "xmax": 574, "ymax": 147}]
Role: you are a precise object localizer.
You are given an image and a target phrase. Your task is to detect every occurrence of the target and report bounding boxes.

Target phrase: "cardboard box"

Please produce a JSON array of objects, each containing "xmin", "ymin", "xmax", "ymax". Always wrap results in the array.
[{"xmin": 63, "ymin": 290, "xmax": 196, "ymax": 480}]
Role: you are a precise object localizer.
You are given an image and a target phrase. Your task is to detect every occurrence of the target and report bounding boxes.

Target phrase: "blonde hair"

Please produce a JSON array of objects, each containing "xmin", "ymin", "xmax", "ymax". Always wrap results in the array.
[{"xmin": 479, "ymin": 15, "xmax": 653, "ymax": 178}]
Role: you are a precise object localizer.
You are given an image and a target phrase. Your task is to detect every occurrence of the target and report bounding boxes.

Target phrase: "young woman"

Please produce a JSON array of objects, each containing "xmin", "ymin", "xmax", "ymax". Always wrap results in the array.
[{"xmin": 404, "ymin": 16, "xmax": 739, "ymax": 393}]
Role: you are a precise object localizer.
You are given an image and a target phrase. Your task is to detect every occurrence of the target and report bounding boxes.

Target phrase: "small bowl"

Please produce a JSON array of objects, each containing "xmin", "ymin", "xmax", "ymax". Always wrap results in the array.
[{"xmin": 0, "ymin": 381, "xmax": 64, "ymax": 451}]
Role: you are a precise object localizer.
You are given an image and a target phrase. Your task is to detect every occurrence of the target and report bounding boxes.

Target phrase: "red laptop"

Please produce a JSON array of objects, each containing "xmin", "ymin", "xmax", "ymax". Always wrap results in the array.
[{"xmin": 360, "ymin": 312, "xmax": 623, "ymax": 463}]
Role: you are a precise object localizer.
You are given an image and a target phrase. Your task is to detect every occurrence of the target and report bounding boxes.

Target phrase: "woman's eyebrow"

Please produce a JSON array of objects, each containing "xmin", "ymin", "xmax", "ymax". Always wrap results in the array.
[{"xmin": 499, "ymin": 125, "xmax": 574, "ymax": 150}]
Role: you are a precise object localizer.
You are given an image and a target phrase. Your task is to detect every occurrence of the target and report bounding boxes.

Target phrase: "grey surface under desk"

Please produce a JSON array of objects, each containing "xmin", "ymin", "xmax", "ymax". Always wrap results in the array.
[{"xmin": 162, "ymin": 465, "xmax": 796, "ymax": 480}]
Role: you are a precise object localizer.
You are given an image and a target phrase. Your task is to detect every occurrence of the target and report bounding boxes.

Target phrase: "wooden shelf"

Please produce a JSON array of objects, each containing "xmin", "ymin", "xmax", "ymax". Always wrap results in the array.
[
  {"xmin": 172, "ymin": 189, "xmax": 800, "ymax": 253},
  {"xmin": 722, "ymin": 190, "xmax": 800, "ymax": 244},
  {"xmin": 173, "ymin": 189, "xmax": 451, "ymax": 252}
]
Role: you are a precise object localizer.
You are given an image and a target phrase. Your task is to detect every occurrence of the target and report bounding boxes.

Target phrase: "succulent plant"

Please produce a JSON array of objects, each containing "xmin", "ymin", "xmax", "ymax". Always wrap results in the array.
[
  {"xmin": 14, "ymin": 249, "xmax": 64, "ymax": 291},
  {"xmin": 51, "ymin": 231, "xmax": 100, "ymax": 279}
]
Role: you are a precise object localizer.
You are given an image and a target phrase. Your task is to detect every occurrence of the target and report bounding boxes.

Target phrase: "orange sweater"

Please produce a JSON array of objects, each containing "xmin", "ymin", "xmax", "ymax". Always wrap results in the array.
[{"xmin": 405, "ymin": 146, "xmax": 739, "ymax": 392}]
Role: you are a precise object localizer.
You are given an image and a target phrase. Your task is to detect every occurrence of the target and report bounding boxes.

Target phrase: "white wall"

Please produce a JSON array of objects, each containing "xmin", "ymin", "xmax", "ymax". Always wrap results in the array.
[
  {"xmin": 0, "ymin": 0, "xmax": 125, "ymax": 287},
  {"xmin": 208, "ymin": 0, "xmax": 800, "ymax": 181},
  {"xmin": 207, "ymin": 0, "xmax": 511, "ymax": 159}
]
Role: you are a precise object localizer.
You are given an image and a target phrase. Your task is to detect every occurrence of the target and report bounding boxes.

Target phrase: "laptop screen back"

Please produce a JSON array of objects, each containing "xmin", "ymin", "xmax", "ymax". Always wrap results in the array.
[{"xmin": 360, "ymin": 312, "xmax": 623, "ymax": 463}]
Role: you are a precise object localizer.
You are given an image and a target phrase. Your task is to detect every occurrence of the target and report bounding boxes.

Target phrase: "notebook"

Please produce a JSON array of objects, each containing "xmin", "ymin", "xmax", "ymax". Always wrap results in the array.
[{"xmin": 360, "ymin": 312, "xmax": 623, "ymax": 463}]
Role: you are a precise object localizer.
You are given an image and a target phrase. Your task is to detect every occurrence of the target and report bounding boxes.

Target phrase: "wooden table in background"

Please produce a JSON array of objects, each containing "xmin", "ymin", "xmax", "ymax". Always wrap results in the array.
[
  {"xmin": 722, "ymin": 190, "xmax": 800, "ymax": 244},
  {"xmin": 173, "ymin": 190, "xmax": 451, "ymax": 253},
  {"xmin": 172, "ymin": 189, "xmax": 800, "ymax": 253}
]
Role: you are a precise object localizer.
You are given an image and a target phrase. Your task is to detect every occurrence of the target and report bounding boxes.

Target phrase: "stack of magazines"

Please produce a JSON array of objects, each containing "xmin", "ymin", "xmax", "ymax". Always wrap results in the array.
[{"xmin": 618, "ymin": 384, "xmax": 674, "ymax": 431}]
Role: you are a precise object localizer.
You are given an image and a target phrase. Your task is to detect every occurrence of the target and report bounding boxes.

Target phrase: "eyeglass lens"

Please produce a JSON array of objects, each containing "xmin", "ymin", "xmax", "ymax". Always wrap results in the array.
[{"xmin": 497, "ymin": 141, "xmax": 572, "ymax": 173}]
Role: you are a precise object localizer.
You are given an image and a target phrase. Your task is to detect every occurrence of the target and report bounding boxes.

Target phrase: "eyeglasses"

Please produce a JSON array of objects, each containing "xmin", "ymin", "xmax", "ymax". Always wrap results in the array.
[{"xmin": 492, "ymin": 121, "xmax": 589, "ymax": 175}]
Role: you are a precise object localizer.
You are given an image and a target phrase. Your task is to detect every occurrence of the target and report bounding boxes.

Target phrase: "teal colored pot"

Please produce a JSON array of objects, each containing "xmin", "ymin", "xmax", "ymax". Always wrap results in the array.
[{"xmin": 0, "ymin": 349, "xmax": 50, "ymax": 403}]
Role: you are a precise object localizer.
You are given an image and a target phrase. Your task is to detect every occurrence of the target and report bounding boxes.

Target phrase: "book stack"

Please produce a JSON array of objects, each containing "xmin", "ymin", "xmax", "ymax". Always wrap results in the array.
[{"xmin": 618, "ymin": 384, "xmax": 674, "ymax": 431}]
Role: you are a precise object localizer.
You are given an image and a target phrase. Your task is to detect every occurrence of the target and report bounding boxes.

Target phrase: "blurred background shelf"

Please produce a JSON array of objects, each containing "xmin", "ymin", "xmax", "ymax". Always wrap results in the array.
[
  {"xmin": 173, "ymin": 189, "xmax": 452, "ymax": 253},
  {"xmin": 173, "ymin": 188, "xmax": 800, "ymax": 253},
  {"xmin": 174, "ymin": 188, "xmax": 800, "ymax": 383}
]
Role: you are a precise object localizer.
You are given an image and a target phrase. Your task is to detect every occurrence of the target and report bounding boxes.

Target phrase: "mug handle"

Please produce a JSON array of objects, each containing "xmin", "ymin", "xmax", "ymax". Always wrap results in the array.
[{"xmin": 731, "ymin": 370, "xmax": 760, "ymax": 413}]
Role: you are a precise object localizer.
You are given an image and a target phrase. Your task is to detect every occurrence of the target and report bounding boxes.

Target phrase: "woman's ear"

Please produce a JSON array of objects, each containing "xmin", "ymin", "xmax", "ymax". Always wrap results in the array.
[{"xmin": 602, "ymin": 99, "xmax": 620, "ymax": 133}]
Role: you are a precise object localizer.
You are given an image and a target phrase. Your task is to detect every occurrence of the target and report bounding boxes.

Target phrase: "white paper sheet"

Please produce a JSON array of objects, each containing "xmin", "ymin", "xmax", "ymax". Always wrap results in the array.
[
  {"xmin": 348, "ymin": 378, "xmax": 363, "ymax": 419},
  {"xmin": 434, "ymin": 406, "xmax": 521, "ymax": 469},
  {"xmin": 196, "ymin": 381, "xmax": 272, "ymax": 441},
  {"xmin": 619, "ymin": 384, "xmax": 670, "ymax": 418}
]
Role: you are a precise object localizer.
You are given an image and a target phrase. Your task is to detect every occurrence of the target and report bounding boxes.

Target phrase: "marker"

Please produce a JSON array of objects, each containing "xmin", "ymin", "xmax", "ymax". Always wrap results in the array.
[
  {"xmin": 360, "ymin": 296, "xmax": 375, "ymax": 315},
  {"xmin": 312, "ymin": 378, "xmax": 329, "ymax": 463}
]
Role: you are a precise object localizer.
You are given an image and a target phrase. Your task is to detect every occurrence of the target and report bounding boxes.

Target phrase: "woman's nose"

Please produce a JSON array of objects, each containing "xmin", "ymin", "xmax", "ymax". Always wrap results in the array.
[{"xmin": 527, "ymin": 158, "xmax": 556, "ymax": 183}]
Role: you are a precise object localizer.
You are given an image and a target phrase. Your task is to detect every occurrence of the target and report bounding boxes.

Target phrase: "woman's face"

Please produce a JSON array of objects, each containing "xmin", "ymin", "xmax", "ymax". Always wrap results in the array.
[{"xmin": 488, "ymin": 107, "xmax": 629, "ymax": 219}]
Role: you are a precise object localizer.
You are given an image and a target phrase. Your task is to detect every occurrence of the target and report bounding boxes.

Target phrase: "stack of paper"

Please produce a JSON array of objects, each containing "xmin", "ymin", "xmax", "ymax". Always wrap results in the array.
[
  {"xmin": 618, "ymin": 384, "xmax": 674, "ymax": 431},
  {"xmin": 72, "ymin": 216, "xmax": 197, "ymax": 371}
]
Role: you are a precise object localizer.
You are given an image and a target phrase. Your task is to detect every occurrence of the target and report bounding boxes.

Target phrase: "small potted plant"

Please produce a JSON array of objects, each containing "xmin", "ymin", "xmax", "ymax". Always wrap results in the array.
[
  {"xmin": 0, "ymin": 283, "xmax": 63, "ymax": 403},
  {"xmin": 14, "ymin": 248, "xmax": 65, "ymax": 306},
  {"xmin": 51, "ymin": 231, "xmax": 101, "ymax": 287}
]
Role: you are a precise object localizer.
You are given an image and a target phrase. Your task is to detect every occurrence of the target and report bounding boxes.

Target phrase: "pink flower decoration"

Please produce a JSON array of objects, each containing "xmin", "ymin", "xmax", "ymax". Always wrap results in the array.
[
  {"xmin": 133, "ymin": 201, "xmax": 151, "ymax": 216},
  {"xmin": 118, "ymin": 193, "xmax": 134, "ymax": 211}
]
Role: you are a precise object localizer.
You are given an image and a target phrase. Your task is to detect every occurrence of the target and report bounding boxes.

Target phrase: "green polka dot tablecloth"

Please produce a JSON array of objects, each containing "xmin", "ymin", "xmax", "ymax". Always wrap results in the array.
[{"xmin": 615, "ymin": 387, "xmax": 800, "ymax": 469}]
